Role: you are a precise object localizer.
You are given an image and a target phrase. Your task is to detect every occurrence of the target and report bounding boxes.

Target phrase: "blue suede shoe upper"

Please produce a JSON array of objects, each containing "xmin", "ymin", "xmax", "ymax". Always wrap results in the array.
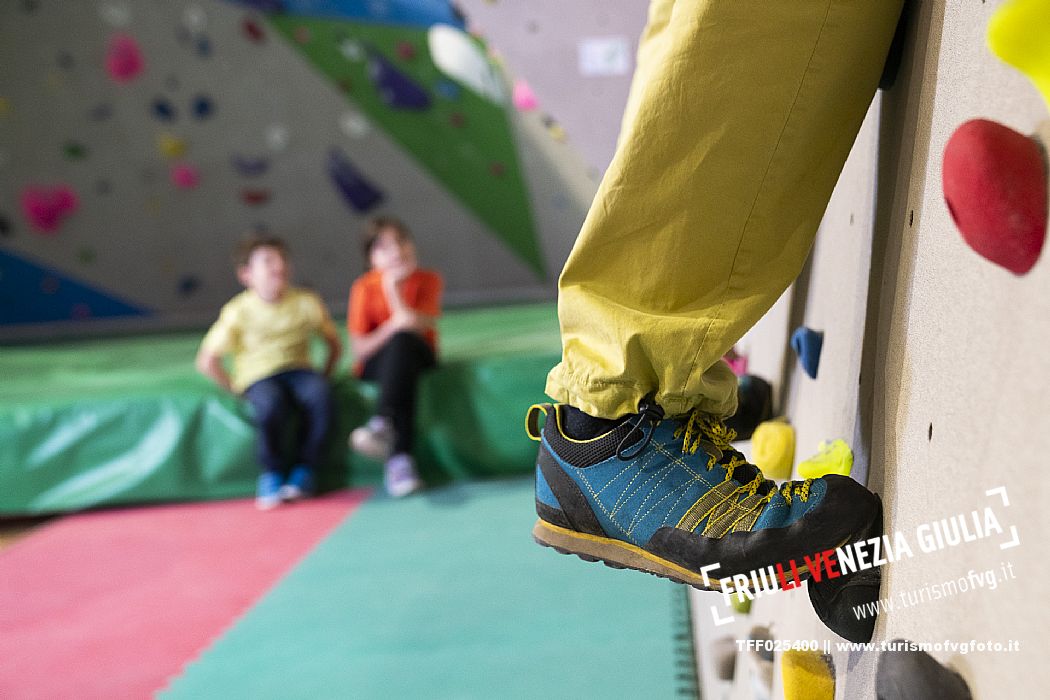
[{"xmin": 539, "ymin": 418, "xmax": 826, "ymax": 547}]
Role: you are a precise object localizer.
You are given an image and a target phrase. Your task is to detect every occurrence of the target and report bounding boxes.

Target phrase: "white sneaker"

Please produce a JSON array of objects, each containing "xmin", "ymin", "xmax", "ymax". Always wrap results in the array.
[
  {"xmin": 383, "ymin": 453, "xmax": 422, "ymax": 498},
  {"xmin": 350, "ymin": 416, "xmax": 394, "ymax": 460}
]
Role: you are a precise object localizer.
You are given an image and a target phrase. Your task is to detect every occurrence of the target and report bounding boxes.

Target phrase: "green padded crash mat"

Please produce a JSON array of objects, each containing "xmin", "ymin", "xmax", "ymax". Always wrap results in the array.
[
  {"xmin": 0, "ymin": 303, "xmax": 561, "ymax": 514},
  {"xmin": 160, "ymin": 479, "xmax": 689, "ymax": 699}
]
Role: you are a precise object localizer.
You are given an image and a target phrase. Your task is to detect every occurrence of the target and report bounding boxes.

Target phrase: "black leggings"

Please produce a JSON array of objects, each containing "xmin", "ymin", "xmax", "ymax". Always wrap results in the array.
[{"xmin": 360, "ymin": 331, "xmax": 436, "ymax": 454}]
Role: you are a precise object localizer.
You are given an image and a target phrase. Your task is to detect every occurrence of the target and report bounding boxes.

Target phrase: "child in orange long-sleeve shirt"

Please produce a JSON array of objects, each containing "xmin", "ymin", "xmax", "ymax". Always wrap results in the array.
[{"xmin": 347, "ymin": 216, "xmax": 442, "ymax": 497}]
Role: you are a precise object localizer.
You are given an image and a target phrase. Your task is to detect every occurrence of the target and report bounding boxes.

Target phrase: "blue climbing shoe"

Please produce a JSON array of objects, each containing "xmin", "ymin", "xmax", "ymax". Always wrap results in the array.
[{"xmin": 526, "ymin": 402, "xmax": 880, "ymax": 593}]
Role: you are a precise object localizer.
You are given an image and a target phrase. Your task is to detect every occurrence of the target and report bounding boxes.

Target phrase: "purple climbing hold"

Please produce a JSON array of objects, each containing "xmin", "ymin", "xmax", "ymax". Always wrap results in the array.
[
  {"xmin": 230, "ymin": 153, "xmax": 270, "ymax": 177},
  {"xmin": 327, "ymin": 147, "xmax": 384, "ymax": 213},
  {"xmin": 791, "ymin": 326, "xmax": 824, "ymax": 379},
  {"xmin": 367, "ymin": 50, "xmax": 431, "ymax": 110}
]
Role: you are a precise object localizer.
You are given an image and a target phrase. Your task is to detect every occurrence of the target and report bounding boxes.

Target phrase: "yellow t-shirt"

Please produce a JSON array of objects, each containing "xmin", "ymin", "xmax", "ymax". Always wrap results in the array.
[{"xmin": 201, "ymin": 287, "xmax": 337, "ymax": 393}]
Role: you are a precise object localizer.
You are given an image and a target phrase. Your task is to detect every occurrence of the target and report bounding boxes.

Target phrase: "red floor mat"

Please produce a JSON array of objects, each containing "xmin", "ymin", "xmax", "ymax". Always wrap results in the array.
[{"xmin": 0, "ymin": 490, "xmax": 370, "ymax": 700}]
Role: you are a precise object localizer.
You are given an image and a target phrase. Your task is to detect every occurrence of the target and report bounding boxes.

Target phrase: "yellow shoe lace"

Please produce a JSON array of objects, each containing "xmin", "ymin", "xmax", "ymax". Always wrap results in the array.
[{"xmin": 674, "ymin": 409, "xmax": 813, "ymax": 504}]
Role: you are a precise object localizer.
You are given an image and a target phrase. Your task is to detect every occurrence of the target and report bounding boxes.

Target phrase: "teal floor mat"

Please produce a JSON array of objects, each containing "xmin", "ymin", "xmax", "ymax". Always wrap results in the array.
[{"xmin": 161, "ymin": 479, "xmax": 687, "ymax": 699}]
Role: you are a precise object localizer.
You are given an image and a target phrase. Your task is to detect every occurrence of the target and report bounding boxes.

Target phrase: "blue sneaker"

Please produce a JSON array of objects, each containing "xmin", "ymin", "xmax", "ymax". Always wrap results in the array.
[
  {"xmin": 526, "ymin": 402, "xmax": 880, "ymax": 594},
  {"xmin": 256, "ymin": 471, "xmax": 282, "ymax": 510},
  {"xmin": 279, "ymin": 464, "xmax": 315, "ymax": 502}
]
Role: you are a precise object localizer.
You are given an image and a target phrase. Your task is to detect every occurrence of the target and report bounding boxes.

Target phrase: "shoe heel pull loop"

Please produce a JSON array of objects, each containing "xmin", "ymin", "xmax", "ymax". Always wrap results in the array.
[{"xmin": 525, "ymin": 403, "xmax": 552, "ymax": 441}]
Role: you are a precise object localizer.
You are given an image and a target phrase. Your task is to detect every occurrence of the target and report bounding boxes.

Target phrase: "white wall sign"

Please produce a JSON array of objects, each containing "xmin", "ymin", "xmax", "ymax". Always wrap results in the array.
[{"xmin": 578, "ymin": 36, "xmax": 631, "ymax": 76}]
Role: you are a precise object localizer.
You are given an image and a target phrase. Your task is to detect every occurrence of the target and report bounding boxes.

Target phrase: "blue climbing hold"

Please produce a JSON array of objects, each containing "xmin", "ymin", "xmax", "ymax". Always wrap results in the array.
[
  {"xmin": 192, "ymin": 94, "xmax": 214, "ymax": 119},
  {"xmin": 791, "ymin": 326, "xmax": 824, "ymax": 379},
  {"xmin": 177, "ymin": 275, "xmax": 201, "ymax": 297},
  {"xmin": 151, "ymin": 97, "xmax": 177, "ymax": 122},
  {"xmin": 435, "ymin": 79, "xmax": 461, "ymax": 100},
  {"xmin": 327, "ymin": 147, "xmax": 384, "ymax": 213},
  {"xmin": 367, "ymin": 50, "xmax": 431, "ymax": 110}
]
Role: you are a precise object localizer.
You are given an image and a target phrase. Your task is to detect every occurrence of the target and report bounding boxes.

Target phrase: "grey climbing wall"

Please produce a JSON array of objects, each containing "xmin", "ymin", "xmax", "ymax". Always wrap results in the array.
[{"xmin": 0, "ymin": 0, "xmax": 606, "ymax": 338}]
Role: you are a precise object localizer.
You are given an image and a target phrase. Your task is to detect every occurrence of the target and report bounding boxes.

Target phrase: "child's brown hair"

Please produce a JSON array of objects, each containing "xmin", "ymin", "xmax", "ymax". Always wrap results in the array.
[
  {"xmin": 234, "ymin": 235, "xmax": 289, "ymax": 268},
  {"xmin": 363, "ymin": 216, "xmax": 412, "ymax": 259}
]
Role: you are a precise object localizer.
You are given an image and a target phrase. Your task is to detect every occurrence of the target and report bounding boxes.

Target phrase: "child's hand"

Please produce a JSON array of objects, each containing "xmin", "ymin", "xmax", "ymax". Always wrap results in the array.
[
  {"xmin": 382, "ymin": 263, "xmax": 416, "ymax": 287},
  {"xmin": 390, "ymin": 307, "xmax": 424, "ymax": 332}
]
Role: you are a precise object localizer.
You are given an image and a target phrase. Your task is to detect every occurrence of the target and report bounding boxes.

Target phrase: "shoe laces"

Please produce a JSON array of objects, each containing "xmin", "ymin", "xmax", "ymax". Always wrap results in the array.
[{"xmin": 674, "ymin": 409, "xmax": 813, "ymax": 505}]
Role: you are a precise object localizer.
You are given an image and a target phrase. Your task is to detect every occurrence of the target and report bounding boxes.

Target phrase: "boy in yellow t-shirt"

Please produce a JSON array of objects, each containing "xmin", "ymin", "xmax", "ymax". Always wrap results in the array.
[{"xmin": 196, "ymin": 236, "xmax": 342, "ymax": 510}]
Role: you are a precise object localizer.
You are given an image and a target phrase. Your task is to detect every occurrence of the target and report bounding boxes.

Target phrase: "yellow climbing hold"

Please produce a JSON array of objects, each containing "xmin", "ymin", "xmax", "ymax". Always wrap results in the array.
[
  {"xmin": 781, "ymin": 649, "xmax": 835, "ymax": 700},
  {"xmin": 797, "ymin": 439, "xmax": 853, "ymax": 479},
  {"xmin": 750, "ymin": 420, "xmax": 794, "ymax": 480},
  {"xmin": 729, "ymin": 592, "xmax": 752, "ymax": 615},
  {"xmin": 988, "ymin": 0, "xmax": 1050, "ymax": 112},
  {"xmin": 157, "ymin": 133, "xmax": 187, "ymax": 159}
]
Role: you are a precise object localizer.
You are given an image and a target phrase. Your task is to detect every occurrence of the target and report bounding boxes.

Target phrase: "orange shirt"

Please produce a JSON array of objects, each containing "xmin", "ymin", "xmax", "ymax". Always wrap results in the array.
[{"xmin": 348, "ymin": 268, "xmax": 443, "ymax": 374}]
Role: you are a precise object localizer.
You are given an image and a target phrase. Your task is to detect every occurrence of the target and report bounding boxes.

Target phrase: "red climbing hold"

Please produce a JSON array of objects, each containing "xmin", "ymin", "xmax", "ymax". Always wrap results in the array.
[
  {"xmin": 396, "ymin": 41, "xmax": 416, "ymax": 61},
  {"xmin": 241, "ymin": 188, "xmax": 271, "ymax": 206},
  {"xmin": 942, "ymin": 119, "xmax": 1047, "ymax": 275},
  {"xmin": 242, "ymin": 16, "xmax": 265, "ymax": 43}
]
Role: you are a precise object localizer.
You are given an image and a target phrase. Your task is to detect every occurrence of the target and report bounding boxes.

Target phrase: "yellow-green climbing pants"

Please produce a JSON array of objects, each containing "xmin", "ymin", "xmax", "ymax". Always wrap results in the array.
[{"xmin": 545, "ymin": 0, "xmax": 905, "ymax": 419}]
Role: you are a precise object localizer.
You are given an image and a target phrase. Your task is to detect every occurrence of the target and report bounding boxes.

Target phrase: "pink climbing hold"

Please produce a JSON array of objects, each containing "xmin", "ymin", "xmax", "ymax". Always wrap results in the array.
[
  {"xmin": 942, "ymin": 119, "xmax": 1047, "ymax": 275},
  {"xmin": 170, "ymin": 162, "xmax": 200, "ymax": 189},
  {"xmin": 20, "ymin": 184, "xmax": 79, "ymax": 234},
  {"xmin": 105, "ymin": 33, "xmax": 145, "ymax": 83},
  {"xmin": 512, "ymin": 78, "xmax": 539, "ymax": 111}
]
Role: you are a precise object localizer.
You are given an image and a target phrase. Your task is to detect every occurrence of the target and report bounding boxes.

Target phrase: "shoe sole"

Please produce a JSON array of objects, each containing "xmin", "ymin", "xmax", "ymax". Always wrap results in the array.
[
  {"xmin": 256, "ymin": 497, "xmax": 280, "ymax": 511},
  {"xmin": 533, "ymin": 518, "xmax": 834, "ymax": 592},
  {"xmin": 533, "ymin": 518, "xmax": 732, "ymax": 590},
  {"xmin": 386, "ymin": 479, "xmax": 422, "ymax": 498}
]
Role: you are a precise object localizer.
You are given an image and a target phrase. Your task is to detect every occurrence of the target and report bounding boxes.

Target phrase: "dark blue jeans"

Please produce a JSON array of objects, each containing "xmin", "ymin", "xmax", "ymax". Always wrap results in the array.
[{"xmin": 243, "ymin": 369, "xmax": 332, "ymax": 475}]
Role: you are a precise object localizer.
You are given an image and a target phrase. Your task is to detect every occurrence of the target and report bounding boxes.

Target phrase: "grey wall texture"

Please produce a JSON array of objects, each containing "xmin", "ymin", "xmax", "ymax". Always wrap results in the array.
[{"xmin": 457, "ymin": 0, "xmax": 650, "ymax": 177}]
